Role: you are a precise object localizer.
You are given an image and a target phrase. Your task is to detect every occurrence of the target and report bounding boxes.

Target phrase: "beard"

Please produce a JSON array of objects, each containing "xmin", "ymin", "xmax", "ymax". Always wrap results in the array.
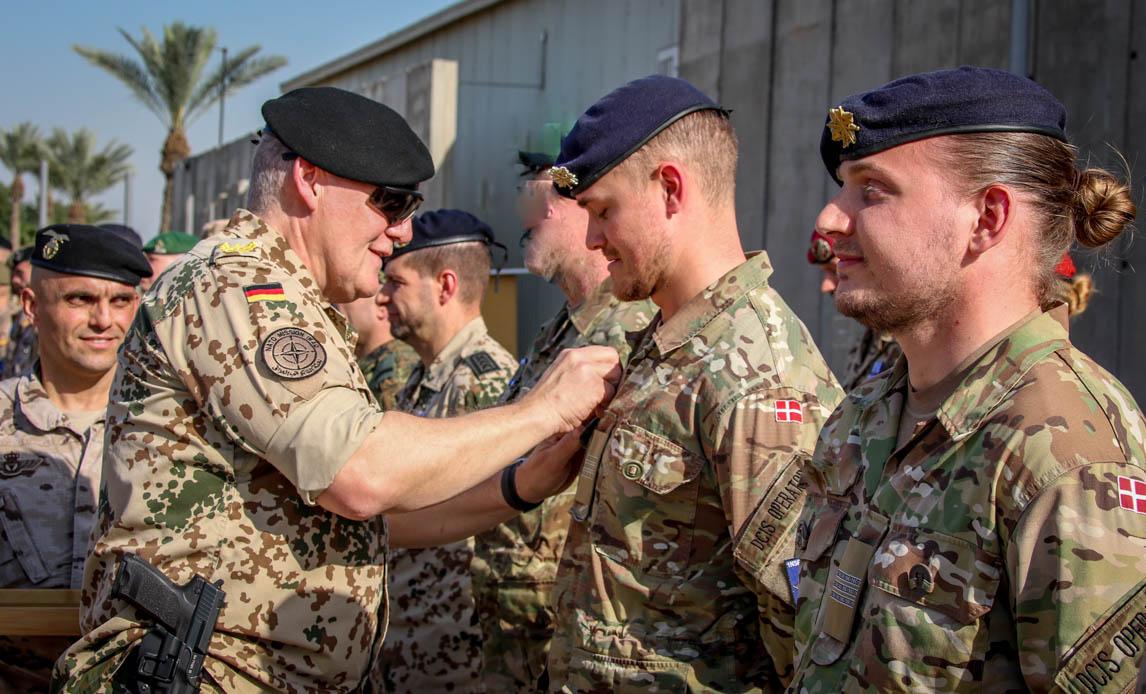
[
  {"xmin": 611, "ymin": 242, "xmax": 669, "ymax": 302},
  {"xmin": 834, "ymin": 270, "xmax": 956, "ymax": 333}
]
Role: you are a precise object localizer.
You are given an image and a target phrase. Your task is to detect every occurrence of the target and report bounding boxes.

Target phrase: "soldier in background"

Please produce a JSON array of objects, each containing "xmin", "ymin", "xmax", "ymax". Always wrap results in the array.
[
  {"xmin": 339, "ymin": 281, "xmax": 418, "ymax": 412},
  {"xmin": 2, "ymin": 246, "xmax": 36, "ymax": 378},
  {"xmin": 791, "ymin": 66, "xmax": 1145, "ymax": 693},
  {"xmin": 470, "ymin": 151, "xmax": 654, "ymax": 693},
  {"xmin": 0, "ymin": 225, "xmax": 150, "ymax": 692},
  {"xmin": 544, "ymin": 75, "xmax": 843, "ymax": 692},
  {"xmin": 375, "ymin": 209, "xmax": 517, "ymax": 693},
  {"xmin": 140, "ymin": 231, "xmax": 198, "ymax": 290}
]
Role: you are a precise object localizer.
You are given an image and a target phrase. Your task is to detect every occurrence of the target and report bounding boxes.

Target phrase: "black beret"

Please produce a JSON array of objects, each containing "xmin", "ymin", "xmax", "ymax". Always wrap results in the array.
[
  {"xmin": 821, "ymin": 66, "xmax": 1067, "ymax": 184},
  {"xmin": 517, "ymin": 150, "xmax": 555, "ymax": 177},
  {"xmin": 99, "ymin": 223, "xmax": 144, "ymax": 249},
  {"xmin": 30, "ymin": 224, "xmax": 152, "ymax": 286},
  {"xmin": 388, "ymin": 209, "xmax": 495, "ymax": 263},
  {"xmin": 11, "ymin": 247, "xmax": 33, "ymax": 265},
  {"xmin": 262, "ymin": 86, "xmax": 435, "ymax": 188},
  {"xmin": 551, "ymin": 75, "xmax": 726, "ymax": 198},
  {"xmin": 0, "ymin": 236, "xmax": 10, "ymax": 251}
]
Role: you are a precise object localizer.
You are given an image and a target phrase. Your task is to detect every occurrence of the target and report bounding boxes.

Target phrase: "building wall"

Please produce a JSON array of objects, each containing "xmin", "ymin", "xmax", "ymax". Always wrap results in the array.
[{"xmin": 680, "ymin": 0, "xmax": 1146, "ymax": 402}]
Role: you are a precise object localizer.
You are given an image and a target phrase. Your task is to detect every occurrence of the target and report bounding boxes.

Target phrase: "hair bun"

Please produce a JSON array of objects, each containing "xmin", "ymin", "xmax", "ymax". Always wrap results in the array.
[{"xmin": 1074, "ymin": 168, "xmax": 1136, "ymax": 247}]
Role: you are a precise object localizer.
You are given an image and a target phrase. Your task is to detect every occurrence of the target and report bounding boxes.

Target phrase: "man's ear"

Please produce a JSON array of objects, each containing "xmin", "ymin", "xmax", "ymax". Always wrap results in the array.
[
  {"xmin": 655, "ymin": 162, "xmax": 685, "ymax": 218},
  {"xmin": 437, "ymin": 269, "xmax": 459, "ymax": 305},
  {"xmin": 967, "ymin": 183, "xmax": 1013, "ymax": 256},
  {"xmin": 289, "ymin": 157, "xmax": 322, "ymax": 212},
  {"xmin": 21, "ymin": 286, "xmax": 37, "ymax": 327}
]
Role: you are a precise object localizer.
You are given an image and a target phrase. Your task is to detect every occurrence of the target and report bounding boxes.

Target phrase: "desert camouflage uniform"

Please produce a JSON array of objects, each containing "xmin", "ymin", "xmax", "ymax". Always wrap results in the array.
[
  {"xmin": 546, "ymin": 252, "xmax": 843, "ymax": 693},
  {"xmin": 54, "ymin": 210, "xmax": 388, "ymax": 693},
  {"xmin": 359, "ymin": 339, "xmax": 419, "ymax": 412},
  {"xmin": 790, "ymin": 305, "xmax": 1146, "ymax": 694},
  {"xmin": 377, "ymin": 316, "xmax": 515, "ymax": 693},
  {"xmin": 2, "ymin": 312, "xmax": 36, "ymax": 379},
  {"xmin": 0, "ymin": 370, "xmax": 105, "ymax": 692},
  {"xmin": 476, "ymin": 280, "xmax": 653, "ymax": 693},
  {"xmin": 840, "ymin": 328, "xmax": 901, "ymax": 392}
]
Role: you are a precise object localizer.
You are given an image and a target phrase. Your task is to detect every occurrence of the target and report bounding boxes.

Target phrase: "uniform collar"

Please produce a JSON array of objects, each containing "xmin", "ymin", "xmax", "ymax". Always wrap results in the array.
[
  {"xmin": 851, "ymin": 304, "xmax": 1071, "ymax": 441},
  {"xmin": 16, "ymin": 368, "xmax": 103, "ymax": 436},
  {"xmin": 422, "ymin": 316, "xmax": 490, "ymax": 391},
  {"xmin": 652, "ymin": 251, "xmax": 773, "ymax": 355},
  {"xmin": 568, "ymin": 277, "xmax": 621, "ymax": 336}
]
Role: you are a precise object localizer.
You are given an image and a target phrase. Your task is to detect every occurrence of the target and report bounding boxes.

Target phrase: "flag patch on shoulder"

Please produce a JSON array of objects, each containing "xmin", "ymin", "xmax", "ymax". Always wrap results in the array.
[
  {"xmin": 244, "ymin": 283, "xmax": 286, "ymax": 303},
  {"xmin": 1118, "ymin": 476, "xmax": 1146, "ymax": 514},
  {"xmin": 775, "ymin": 400, "xmax": 803, "ymax": 423}
]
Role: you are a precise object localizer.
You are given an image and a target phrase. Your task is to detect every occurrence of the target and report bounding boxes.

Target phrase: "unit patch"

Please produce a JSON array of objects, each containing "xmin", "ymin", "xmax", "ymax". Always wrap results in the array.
[{"xmin": 262, "ymin": 327, "xmax": 327, "ymax": 379}]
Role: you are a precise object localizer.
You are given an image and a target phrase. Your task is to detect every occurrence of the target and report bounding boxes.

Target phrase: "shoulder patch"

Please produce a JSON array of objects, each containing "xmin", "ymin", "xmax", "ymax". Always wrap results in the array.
[
  {"xmin": 261, "ymin": 327, "xmax": 327, "ymax": 379},
  {"xmin": 464, "ymin": 351, "xmax": 501, "ymax": 377},
  {"xmin": 244, "ymin": 283, "xmax": 286, "ymax": 304}
]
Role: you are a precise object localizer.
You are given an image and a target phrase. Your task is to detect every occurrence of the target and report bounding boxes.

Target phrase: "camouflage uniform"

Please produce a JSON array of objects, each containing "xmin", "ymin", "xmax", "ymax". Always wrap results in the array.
[
  {"xmin": 54, "ymin": 210, "xmax": 389, "ymax": 693},
  {"xmin": 790, "ymin": 305, "xmax": 1146, "ymax": 693},
  {"xmin": 840, "ymin": 328, "xmax": 901, "ymax": 392},
  {"xmin": 0, "ymin": 370, "xmax": 106, "ymax": 692},
  {"xmin": 359, "ymin": 338, "xmax": 419, "ymax": 412},
  {"xmin": 2, "ymin": 313, "xmax": 37, "ymax": 379},
  {"xmin": 377, "ymin": 316, "xmax": 515, "ymax": 693},
  {"xmin": 546, "ymin": 252, "xmax": 843, "ymax": 693},
  {"xmin": 476, "ymin": 280, "xmax": 653, "ymax": 693}
]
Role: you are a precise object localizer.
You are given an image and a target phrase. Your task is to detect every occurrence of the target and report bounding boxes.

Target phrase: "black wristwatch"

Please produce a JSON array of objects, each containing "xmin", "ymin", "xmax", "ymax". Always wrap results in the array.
[{"xmin": 501, "ymin": 458, "xmax": 541, "ymax": 512}]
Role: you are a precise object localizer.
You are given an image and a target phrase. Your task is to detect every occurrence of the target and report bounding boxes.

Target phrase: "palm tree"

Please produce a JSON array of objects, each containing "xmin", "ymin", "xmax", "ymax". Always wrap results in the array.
[
  {"xmin": 73, "ymin": 23, "xmax": 286, "ymax": 234},
  {"xmin": 0, "ymin": 122, "xmax": 44, "ymax": 249},
  {"xmin": 46, "ymin": 128, "xmax": 133, "ymax": 223}
]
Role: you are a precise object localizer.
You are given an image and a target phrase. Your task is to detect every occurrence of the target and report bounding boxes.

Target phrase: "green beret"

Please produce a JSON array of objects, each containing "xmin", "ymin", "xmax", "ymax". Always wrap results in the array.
[{"xmin": 143, "ymin": 232, "xmax": 198, "ymax": 255}]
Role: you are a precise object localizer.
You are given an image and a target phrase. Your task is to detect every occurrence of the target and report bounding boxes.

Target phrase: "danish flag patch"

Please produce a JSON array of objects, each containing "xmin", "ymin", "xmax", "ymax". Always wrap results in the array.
[
  {"xmin": 1118, "ymin": 476, "xmax": 1146, "ymax": 514},
  {"xmin": 775, "ymin": 400, "xmax": 803, "ymax": 423}
]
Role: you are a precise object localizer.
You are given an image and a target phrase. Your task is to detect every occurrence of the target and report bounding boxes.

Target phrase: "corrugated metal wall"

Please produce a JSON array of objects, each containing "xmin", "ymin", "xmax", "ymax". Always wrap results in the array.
[{"xmin": 680, "ymin": 0, "xmax": 1146, "ymax": 402}]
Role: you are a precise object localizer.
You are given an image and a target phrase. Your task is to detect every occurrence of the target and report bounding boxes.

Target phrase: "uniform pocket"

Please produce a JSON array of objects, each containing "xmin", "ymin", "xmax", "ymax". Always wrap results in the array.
[
  {"xmin": 566, "ymin": 648, "xmax": 689, "ymax": 694},
  {"xmin": 590, "ymin": 422, "xmax": 705, "ymax": 578}
]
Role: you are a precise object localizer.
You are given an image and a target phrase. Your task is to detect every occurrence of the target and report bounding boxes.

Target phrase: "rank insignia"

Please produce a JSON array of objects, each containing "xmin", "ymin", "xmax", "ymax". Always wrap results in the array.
[
  {"xmin": 218, "ymin": 241, "xmax": 259, "ymax": 254},
  {"xmin": 827, "ymin": 106, "xmax": 861, "ymax": 148},
  {"xmin": 244, "ymin": 283, "xmax": 287, "ymax": 303},
  {"xmin": 465, "ymin": 351, "xmax": 500, "ymax": 376},
  {"xmin": 42, "ymin": 230, "xmax": 69, "ymax": 259},
  {"xmin": 549, "ymin": 166, "xmax": 579, "ymax": 189},
  {"xmin": 261, "ymin": 327, "xmax": 326, "ymax": 379}
]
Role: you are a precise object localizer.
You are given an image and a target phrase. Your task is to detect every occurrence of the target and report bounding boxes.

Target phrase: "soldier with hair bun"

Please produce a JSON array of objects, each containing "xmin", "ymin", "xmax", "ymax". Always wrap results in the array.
[{"xmin": 792, "ymin": 66, "xmax": 1145, "ymax": 694}]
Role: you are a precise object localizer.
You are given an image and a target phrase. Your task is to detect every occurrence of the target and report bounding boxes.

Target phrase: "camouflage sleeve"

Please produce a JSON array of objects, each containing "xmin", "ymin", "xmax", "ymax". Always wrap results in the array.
[
  {"xmin": 166, "ymin": 258, "xmax": 382, "ymax": 504},
  {"xmin": 1009, "ymin": 462, "xmax": 1146, "ymax": 693},
  {"xmin": 708, "ymin": 387, "xmax": 824, "ymax": 684}
]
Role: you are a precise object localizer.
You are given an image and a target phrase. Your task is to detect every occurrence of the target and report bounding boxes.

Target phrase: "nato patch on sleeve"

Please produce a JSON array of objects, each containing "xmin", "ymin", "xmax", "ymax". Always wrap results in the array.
[
  {"xmin": 261, "ymin": 327, "xmax": 327, "ymax": 379},
  {"xmin": 464, "ymin": 351, "xmax": 500, "ymax": 376}
]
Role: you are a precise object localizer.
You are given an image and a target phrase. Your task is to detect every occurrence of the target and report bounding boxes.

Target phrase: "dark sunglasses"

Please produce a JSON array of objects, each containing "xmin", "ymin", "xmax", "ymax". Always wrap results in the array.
[{"xmin": 367, "ymin": 185, "xmax": 424, "ymax": 225}]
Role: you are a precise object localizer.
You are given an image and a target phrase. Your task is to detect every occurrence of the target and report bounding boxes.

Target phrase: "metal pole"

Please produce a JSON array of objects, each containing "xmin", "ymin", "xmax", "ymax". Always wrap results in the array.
[
  {"xmin": 218, "ymin": 47, "xmax": 227, "ymax": 148},
  {"xmin": 1009, "ymin": 0, "xmax": 1031, "ymax": 76},
  {"xmin": 38, "ymin": 160, "xmax": 48, "ymax": 227},
  {"xmin": 185, "ymin": 194, "xmax": 195, "ymax": 234},
  {"xmin": 123, "ymin": 172, "xmax": 132, "ymax": 226}
]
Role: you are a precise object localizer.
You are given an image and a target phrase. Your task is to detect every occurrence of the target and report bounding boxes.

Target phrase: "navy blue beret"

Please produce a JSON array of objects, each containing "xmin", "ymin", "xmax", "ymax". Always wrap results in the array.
[
  {"xmin": 551, "ymin": 75, "xmax": 726, "ymax": 197},
  {"xmin": 821, "ymin": 66, "xmax": 1067, "ymax": 184},
  {"xmin": 262, "ymin": 86, "xmax": 435, "ymax": 188},
  {"xmin": 11, "ymin": 246, "xmax": 33, "ymax": 265},
  {"xmin": 30, "ymin": 224, "xmax": 152, "ymax": 286},
  {"xmin": 388, "ymin": 209, "xmax": 496, "ymax": 262}
]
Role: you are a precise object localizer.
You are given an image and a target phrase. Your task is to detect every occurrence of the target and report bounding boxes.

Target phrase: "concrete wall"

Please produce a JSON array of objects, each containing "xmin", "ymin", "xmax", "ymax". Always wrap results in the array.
[
  {"xmin": 171, "ymin": 136, "xmax": 256, "ymax": 236},
  {"xmin": 680, "ymin": 0, "xmax": 1146, "ymax": 402}
]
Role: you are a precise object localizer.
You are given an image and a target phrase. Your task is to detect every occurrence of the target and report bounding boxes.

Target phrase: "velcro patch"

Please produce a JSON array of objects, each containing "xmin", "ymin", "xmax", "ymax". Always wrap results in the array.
[
  {"xmin": 261, "ymin": 327, "xmax": 327, "ymax": 379},
  {"xmin": 1057, "ymin": 579, "xmax": 1146, "ymax": 694},
  {"xmin": 775, "ymin": 399, "xmax": 803, "ymax": 423},
  {"xmin": 1118, "ymin": 476, "xmax": 1146, "ymax": 514},
  {"xmin": 464, "ymin": 351, "xmax": 500, "ymax": 376},
  {"xmin": 244, "ymin": 283, "xmax": 286, "ymax": 303}
]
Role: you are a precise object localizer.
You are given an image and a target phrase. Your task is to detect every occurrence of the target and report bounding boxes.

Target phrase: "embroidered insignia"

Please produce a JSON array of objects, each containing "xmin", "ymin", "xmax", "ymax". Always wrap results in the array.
[
  {"xmin": 827, "ymin": 106, "xmax": 861, "ymax": 148},
  {"xmin": 775, "ymin": 399, "xmax": 803, "ymax": 423},
  {"xmin": 549, "ymin": 166, "xmax": 579, "ymax": 189},
  {"xmin": 811, "ymin": 238, "xmax": 833, "ymax": 263},
  {"xmin": 261, "ymin": 327, "xmax": 326, "ymax": 379},
  {"xmin": 218, "ymin": 241, "xmax": 259, "ymax": 254},
  {"xmin": 1118, "ymin": 476, "xmax": 1146, "ymax": 514},
  {"xmin": 786, "ymin": 558, "xmax": 801, "ymax": 602},
  {"xmin": 0, "ymin": 452, "xmax": 44, "ymax": 478},
  {"xmin": 42, "ymin": 230, "xmax": 69, "ymax": 260},
  {"xmin": 244, "ymin": 283, "xmax": 286, "ymax": 303},
  {"xmin": 465, "ymin": 351, "xmax": 500, "ymax": 377}
]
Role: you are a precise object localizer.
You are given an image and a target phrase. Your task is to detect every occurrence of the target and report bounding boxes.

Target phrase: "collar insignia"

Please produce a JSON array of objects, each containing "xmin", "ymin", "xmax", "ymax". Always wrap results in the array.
[{"xmin": 827, "ymin": 107, "xmax": 860, "ymax": 148}]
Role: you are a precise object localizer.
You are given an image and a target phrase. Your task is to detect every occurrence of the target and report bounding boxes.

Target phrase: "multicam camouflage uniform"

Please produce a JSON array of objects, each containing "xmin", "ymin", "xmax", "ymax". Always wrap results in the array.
[
  {"xmin": 377, "ymin": 316, "xmax": 515, "ymax": 694},
  {"xmin": 546, "ymin": 252, "xmax": 843, "ymax": 693},
  {"xmin": 359, "ymin": 339, "xmax": 419, "ymax": 412},
  {"xmin": 790, "ymin": 306, "xmax": 1146, "ymax": 693},
  {"xmin": 54, "ymin": 210, "xmax": 389, "ymax": 693},
  {"xmin": 840, "ymin": 328, "xmax": 901, "ymax": 392},
  {"xmin": 476, "ymin": 279, "xmax": 653, "ymax": 693},
  {"xmin": 0, "ymin": 370, "xmax": 106, "ymax": 692}
]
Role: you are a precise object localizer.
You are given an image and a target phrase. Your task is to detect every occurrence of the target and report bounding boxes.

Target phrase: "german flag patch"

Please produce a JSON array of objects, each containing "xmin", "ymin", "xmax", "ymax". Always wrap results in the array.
[{"xmin": 244, "ymin": 283, "xmax": 286, "ymax": 303}]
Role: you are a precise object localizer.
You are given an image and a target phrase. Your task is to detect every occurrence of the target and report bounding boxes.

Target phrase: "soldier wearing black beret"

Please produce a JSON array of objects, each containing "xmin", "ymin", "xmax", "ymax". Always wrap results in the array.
[
  {"xmin": 57, "ymin": 88, "xmax": 620, "ymax": 692},
  {"xmin": 0, "ymin": 224, "xmax": 149, "ymax": 690},
  {"xmin": 792, "ymin": 66, "xmax": 1144, "ymax": 694}
]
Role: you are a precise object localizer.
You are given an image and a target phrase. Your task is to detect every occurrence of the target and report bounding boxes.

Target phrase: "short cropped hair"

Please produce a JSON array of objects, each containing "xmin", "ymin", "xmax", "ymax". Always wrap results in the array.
[
  {"xmin": 246, "ymin": 134, "xmax": 295, "ymax": 216},
  {"xmin": 401, "ymin": 241, "xmax": 491, "ymax": 305}
]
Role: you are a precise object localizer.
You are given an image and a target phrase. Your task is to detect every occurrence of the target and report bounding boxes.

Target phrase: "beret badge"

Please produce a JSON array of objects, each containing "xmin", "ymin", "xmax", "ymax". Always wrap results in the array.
[
  {"xmin": 811, "ymin": 238, "xmax": 833, "ymax": 263},
  {"xmin": 154, "ymin": 239, "xmax": 167, "ymax": 254},
  {"xmin": 827, "ymin": 106, "xmax": 860, "ymax": 148},
  {"xmin": 548, "ymin": 166, "xmax": 579, "ymax": 190},
  {"xmin": 43, "ymin": 230, "xmax": 69, "ymax": 260}
]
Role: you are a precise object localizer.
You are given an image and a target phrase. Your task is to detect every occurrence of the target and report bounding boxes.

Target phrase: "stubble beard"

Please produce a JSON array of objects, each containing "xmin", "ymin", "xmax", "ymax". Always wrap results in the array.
[
  {"xmin": 834, "ymin": 275, "xmax": 956, "ymax": 334},
  {"xmin": 611, "ymin": 243, "xmax": 669, "ymax": 303}
]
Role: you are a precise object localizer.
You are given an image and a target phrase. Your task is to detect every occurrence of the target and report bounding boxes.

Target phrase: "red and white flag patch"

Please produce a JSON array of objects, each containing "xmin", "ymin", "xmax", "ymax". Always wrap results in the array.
[
  {"xmin": 1118, "ymin": 476, "xmax": 1146, "ymax": 514},
  {"xmin": 775, "ymin": 400, "xmax": 803, "ymax": 423}
]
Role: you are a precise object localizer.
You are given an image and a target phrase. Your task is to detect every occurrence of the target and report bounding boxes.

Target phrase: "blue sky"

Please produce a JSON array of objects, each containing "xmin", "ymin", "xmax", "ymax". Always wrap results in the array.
[{"xmin": 0, "ymin": 0, "xmax": 456, "ymax": 242}]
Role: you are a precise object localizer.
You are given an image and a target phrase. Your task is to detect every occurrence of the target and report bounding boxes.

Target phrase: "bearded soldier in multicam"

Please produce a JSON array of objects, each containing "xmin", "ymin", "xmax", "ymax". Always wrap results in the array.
[
  {"xmin": 359, "ymin": 338, "xmax": 419, "ymax": 411},
  {"xmin": 375, "ymin": 209, "xmax": 516, "ymax": 693},
  {"xmin": 541, "ymin": 76, "xmax": 843, "ymax": 693},
  {"xmin": 791, "ymin": 67, "xmax": 1146, "ymax": 694}
]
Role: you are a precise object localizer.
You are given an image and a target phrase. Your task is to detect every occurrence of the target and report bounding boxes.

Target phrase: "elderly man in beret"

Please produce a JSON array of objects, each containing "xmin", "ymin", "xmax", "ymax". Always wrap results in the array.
[
  {"xmin": 790, "ymin": 66, "xmax": 1145, "ymax": 693},
  {"xmin": 2, "ymin": 247, "xmax": 37, "ymax": 379},
  {"xmin": 373, "ymin": 209, "xmax": 517, "ymax": 692},
  {"xmin": 55, "ymin": 87, "xmax": 619, "ymax": 693},
  {"xmin": 0, "ymin": 225, "xmax": 150, "ymax": 692},
  {"xmin": 541, "ymin": 75, "xmax": 842, "ymax": 692}
]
